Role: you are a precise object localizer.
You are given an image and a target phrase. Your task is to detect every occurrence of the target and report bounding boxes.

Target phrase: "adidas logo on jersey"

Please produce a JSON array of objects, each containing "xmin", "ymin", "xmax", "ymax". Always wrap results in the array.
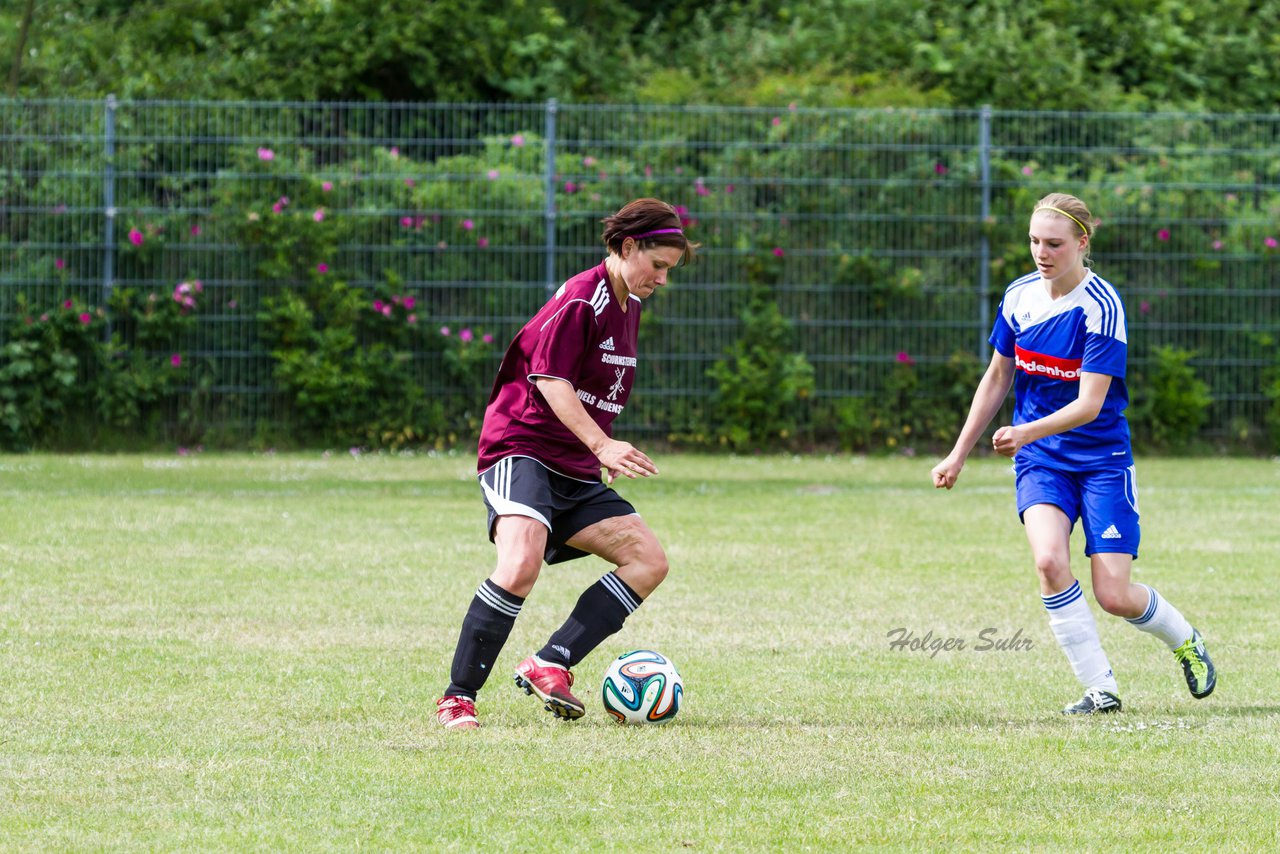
[
  {"xmin": 599, "ymin": 337, "xmax": 615, "ymax": 351},
  {"xmin": 1101, "ymin": 524, "xmax": 1122, "ymax": 539}
]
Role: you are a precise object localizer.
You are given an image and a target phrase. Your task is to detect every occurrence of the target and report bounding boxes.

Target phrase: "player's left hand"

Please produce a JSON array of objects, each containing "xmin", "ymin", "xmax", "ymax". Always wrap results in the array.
[{"xmin": 991, "ymin": 425, "xmax": 1024, "ymax": 457}]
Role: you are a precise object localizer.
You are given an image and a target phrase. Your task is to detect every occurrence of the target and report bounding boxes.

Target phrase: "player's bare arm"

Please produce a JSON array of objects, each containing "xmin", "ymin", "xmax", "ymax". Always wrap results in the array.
[
  {"xmin": 932, "ymin": 351, "xmax": 1015, "ymax": 489},
  {"xmin": 535, "ymin": 377, "xmax": 657, "ymax": 481},
  {"xmin": 991, "ymin": 372, "xmax": 1112, "ymax": 458}
]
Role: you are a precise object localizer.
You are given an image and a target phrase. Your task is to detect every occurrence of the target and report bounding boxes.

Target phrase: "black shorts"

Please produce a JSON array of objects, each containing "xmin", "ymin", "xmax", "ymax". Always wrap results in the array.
[{"xmin": 478, "ymin": 456, "xmax": 637, "ymax": 564}]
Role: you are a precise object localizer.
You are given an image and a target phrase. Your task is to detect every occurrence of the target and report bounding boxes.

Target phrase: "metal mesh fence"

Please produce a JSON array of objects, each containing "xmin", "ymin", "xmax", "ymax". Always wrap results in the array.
[{"xmin": 2, "ymin": 99, "xmax": 1278, "ymax": 446}]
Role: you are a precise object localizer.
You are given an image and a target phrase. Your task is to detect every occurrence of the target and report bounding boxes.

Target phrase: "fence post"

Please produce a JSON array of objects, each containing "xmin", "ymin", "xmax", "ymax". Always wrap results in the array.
[
  {"xmin": 543, "ymin": 98, "xmax": 558, "ymax": 294},
  {"xmin": 102, "ymin": 94, "xmax": 117, "ymax": 342},
  {"xmin": 977, "ymin": 104, "xmax": 992, "ymax": 359}
]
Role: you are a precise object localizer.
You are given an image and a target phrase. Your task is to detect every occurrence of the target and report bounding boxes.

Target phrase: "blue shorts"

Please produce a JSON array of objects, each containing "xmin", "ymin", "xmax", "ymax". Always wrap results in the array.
[{"xmin": 1015, "ymin": 463, "xmax": 1141, "ymax": 558}]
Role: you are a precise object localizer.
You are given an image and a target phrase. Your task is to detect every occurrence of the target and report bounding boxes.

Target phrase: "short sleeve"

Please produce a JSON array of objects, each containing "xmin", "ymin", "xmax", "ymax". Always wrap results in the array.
[{"xmin": 989, "ymin": 299, "xmax": 1015, "ymax": 357}]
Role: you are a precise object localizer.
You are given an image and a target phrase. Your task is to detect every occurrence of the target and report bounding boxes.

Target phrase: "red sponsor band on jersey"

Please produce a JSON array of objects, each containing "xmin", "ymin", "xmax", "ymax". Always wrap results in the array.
[{"xmin": 1014, "ymin": 346, "xmax": 1082, "ymax": 381}]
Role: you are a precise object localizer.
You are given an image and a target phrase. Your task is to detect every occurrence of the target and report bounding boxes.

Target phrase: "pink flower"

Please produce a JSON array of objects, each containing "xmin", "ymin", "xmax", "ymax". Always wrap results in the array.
[
  {"xmin": 482, "ymin": 333, "xmax": 494, "ymax": 344},
  {"xmin": 1212, "ymin": 240, "xmax": 1224, "ymax": 250},
  {"xmin": 477, "ymin": 237, "xmax": 489, "ymax": 248},
  {"xmin": 934, "ymin": 162, "xmax": 948, "ymax": 175},
  {"xmin": 460, "ymin": 328, "xmax": 474, "ymax": 342},
  {"xmin": 1022, "ymin": 165, "xmax": 1034, "ymax": 176},
  {"xmin": 404, "ymin": 178, "xmax": 415, "ymax": 188},
  {"xmin": 401, "ymin": 216, "xmax": 414, "ymax": 227},
  {"xmin": 190, "ymin": 225, "xmax": 201, "ymax": 236},
  {"xmin": 272, "ymin": 202, "xmax": 283, "ymax": 214},
  {"xmin": 462, "ymin": 219, "xmax": 474, "ymax": 231},
  {"xmin": 439, "ymin": 326, "xmax": 451, "ymax": 337},
  {"xmin": 257, "ymin": 148, "xmax": 274, "ymax": 161},
  {"xmin": 322, "ymin": 181, "xmax": 334, "ymax": 192},
  {"xmin": 564, "ymin": 181, "xmax": 577, "ymax": 194},
  {"xmin": 725, "ymin": 184, "xmax": 736, "ymax": 194},
  {"xmin": 772, "ymin": 247, "xmax": 785, "ymax": 257},
  {"xmin": 1157, "ymin": 229, "xmax": 1171, "ymax": 242},
  {"xmin": 372, "ymin": 300, "xmax": 385, "ymax": 313},
  {"xmin": 316, "ymin": 263, "xmax": 329, "ymax": 273},
  {"xmin": 402, "ymin": 295, "xmax": 416, "ymax": 311},
  {"xmin": 128, "ymin": 228, "xmax": 144, "ymax": 246},
  {"xmin": 63, "ymin": 299, "xmax": 73, "ymax": 309},
  {"xmin": 227, "ymin": 299, "xmax": 238, "ymax": 309},
  {"xmin": 279, "ymin": 195, "xmax": 290, "ymax": 207},
  {"xmin": 54, "ymin": 258, "xmax": 65, "ymax": 270},
  {"xmin": 644, "ymin": 166, "xmax": 653, "ymax": 178},
  {"xmin": 583, "ymin": 156, "xmax": 597, "ymax": 167},
  {"xmin": 487, "ymin": 169, "xmax": 500, "ymax": 180},
  {"xmin": 695, "ymin": 179, "xmax": 710, "ymax": 197},
  {"xmin": 170, "ymin": 353, "xmax": 182, "ymax": 367},
  {"xmin": 511, "ymin": 134, "xmax": 525, "ymax": 147},
  {"xmin": 771, "ymin": 117, "xmax": 781, "ymax": 127},
  {"xmin": 389, "ymin": 146, "xmax": 400, "ymax": 159},
  {"xmin": 78, "ymin": 312, "xmax": 91, "ymax": 326},
  {"xmin": 1140, "ymin": 300, "xmax": 1152, "ymax": 315},
  {"xmin": 896, "ymin": 351, "xmax": 916, "ymax": 366},
  {"xmin": 313, "ymin": 209, "xmax": 325, "ymax": 222},
  {"xmin": 406, "ymin": 314, "xmax": 417, "ymax": 325},
  {"xmin": 1266, "ymin": 237, "xmax": 1279, "ymax": 249}
]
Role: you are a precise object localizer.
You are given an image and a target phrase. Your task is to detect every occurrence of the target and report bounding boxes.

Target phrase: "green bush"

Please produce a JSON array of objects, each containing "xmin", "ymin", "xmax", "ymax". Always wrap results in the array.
[
  {"xmin": 707, "ymin": 285, "xmax": 815, "ymax": 450},
  {"xmin": 1129, "ymin": 346, "xmax": 1213, "ymax": 452}
]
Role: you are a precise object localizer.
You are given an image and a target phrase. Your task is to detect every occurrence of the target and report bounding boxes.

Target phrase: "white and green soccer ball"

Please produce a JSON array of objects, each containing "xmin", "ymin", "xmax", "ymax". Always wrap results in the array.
[{"xmin": 600, "ymin": 649, "xmax": 683, "ymax": 725}]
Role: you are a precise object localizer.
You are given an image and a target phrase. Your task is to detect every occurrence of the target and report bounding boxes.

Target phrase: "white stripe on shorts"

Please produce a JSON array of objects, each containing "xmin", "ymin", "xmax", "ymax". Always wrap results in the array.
[{"xmin": 480, "ymin": 459, "xmax": 551, "ymax": 529}]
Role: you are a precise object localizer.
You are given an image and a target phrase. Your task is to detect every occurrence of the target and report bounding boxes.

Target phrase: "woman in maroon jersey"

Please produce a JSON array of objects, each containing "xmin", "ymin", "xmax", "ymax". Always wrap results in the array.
[{"xmin": 436, "ymin": 198, "xmax": 698, "ymax": 728}]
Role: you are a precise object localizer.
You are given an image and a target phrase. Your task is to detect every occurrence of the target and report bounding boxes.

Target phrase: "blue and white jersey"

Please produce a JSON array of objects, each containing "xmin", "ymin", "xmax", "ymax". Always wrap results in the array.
[{"xmin": 990, "ymin": 269, "xmax": 1133, "ymax": 470}]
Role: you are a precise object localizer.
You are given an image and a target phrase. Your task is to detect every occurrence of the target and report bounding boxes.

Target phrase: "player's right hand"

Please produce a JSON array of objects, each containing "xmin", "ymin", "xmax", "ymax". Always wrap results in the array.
[{"xmin": 931, "ymin": 455, "xmax": 963, "ymax": 490}]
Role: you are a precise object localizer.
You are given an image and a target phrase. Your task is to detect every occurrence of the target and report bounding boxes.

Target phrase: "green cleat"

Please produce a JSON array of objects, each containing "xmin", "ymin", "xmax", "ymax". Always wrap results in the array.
[{"xmin": 1173, "ymin": 628, "xmax": 1216, "ymax": 699}]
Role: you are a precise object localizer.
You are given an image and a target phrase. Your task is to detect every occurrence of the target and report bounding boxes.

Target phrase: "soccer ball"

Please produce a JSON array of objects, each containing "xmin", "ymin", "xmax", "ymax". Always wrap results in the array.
[{"xmin": 600, "ymin": 649, "xmax": 683, "ymax": 725}]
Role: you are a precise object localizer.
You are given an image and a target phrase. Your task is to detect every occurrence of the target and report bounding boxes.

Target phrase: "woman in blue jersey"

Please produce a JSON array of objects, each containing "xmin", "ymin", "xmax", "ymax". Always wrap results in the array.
[{"xmin": 931, "ymin": 192, "xmax": 1215, "ymax": 715}]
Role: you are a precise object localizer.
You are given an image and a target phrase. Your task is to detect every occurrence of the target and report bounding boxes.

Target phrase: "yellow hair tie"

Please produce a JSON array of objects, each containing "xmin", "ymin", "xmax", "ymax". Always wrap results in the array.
[{"xmin": 1035, "ymin": 205, "xmax": 1090, "ymax": 236}]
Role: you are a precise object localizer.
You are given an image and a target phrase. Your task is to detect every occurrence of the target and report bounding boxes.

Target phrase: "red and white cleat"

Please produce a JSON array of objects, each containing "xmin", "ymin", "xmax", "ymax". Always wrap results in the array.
[
  {"xmin": 514, "ymin": 655, "xmax": 585, "ymax": 720},
  {"xmin": 436, "ymin": 695, "xmax": 480, "ymax": 729}
]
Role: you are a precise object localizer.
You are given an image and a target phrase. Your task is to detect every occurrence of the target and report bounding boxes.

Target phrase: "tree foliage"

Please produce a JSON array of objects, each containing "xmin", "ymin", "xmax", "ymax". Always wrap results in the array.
[{"xmin": 3, "ymin": 0, "xmax": 1280, "ymax": 111}]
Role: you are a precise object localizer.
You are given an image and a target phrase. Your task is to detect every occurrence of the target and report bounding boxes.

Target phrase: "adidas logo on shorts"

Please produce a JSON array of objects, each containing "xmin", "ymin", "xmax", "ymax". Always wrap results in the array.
[
  {"xmin": 599, "ymin": 337, "xmax": 615, "ymax": 351},
  {"xmin": 1101, "ymin": 524, "xmax": 1122, "ymax": 539}
]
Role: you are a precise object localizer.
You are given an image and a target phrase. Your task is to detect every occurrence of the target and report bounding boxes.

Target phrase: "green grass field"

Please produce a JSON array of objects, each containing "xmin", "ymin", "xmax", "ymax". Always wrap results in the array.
[{"xmin": 2, "ymin": 452, "xmax": 1277, "ymax": 850}]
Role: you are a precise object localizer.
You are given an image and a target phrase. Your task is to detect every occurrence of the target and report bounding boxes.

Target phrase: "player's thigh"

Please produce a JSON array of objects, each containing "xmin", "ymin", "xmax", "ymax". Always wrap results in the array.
[
  {"xmin": 1021, "ymin": 503, "xmax": 1075, "ymax": 589},
  {"xmin": 491, "ymin": 515, "xmax": 549, "ymax": 596}
]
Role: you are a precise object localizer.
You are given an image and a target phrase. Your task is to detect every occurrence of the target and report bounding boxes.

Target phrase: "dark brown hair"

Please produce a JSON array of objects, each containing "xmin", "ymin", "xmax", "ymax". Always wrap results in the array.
[{"xmin": 601, "ymin": 198, "xmax": 699, "ymax": 265}]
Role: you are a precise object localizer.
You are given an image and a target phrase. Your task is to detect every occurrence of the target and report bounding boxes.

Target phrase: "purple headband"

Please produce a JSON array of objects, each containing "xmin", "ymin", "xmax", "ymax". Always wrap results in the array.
[{"xmin": 629, "ymin": 227, "xmax": 684, "ymax": 240}]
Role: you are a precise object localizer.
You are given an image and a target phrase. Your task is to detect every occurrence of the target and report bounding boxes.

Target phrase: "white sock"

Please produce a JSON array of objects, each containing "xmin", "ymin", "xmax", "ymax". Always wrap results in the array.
[
  {"xmin": 1043, "ymin": 580, "xmax": 1118, "ymax": 693},
  {"xmin": 1126, "ymin": 584, "xmax": 1194, "ymax": 650}
]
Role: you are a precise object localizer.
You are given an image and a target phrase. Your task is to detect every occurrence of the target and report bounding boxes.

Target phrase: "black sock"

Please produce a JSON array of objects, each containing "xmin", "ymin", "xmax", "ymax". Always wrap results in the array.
[
  {"xmin": 445, "ymin": 579, "xmax": 524, "ymax": 699},
  {"xmin": 537, "ymin": 573, "xmax": 642, "ymax": 668}
]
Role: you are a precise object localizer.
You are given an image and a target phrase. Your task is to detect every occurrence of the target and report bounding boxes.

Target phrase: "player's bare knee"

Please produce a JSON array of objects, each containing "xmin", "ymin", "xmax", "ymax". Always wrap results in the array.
[
  {"xmin": 1094, "ymin": 584, "xmax": 1139, "ymax": 618},
  {"xmin": 619, "ymin": 542, "xmax": 668, "ymax": 598},
  {"xmin": 1033, "ymin": 554, "xmax": 1072, "ymax": 587},
  {"xmin": 491, "ymin": 554, "xmax": 542, "ymax": 594}
]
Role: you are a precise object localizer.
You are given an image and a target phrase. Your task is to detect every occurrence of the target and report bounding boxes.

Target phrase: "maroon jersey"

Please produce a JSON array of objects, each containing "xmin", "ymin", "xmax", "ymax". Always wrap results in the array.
[{"xmin": 477, "ymin": 261, "xmax": 641, "ymax": 480}]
